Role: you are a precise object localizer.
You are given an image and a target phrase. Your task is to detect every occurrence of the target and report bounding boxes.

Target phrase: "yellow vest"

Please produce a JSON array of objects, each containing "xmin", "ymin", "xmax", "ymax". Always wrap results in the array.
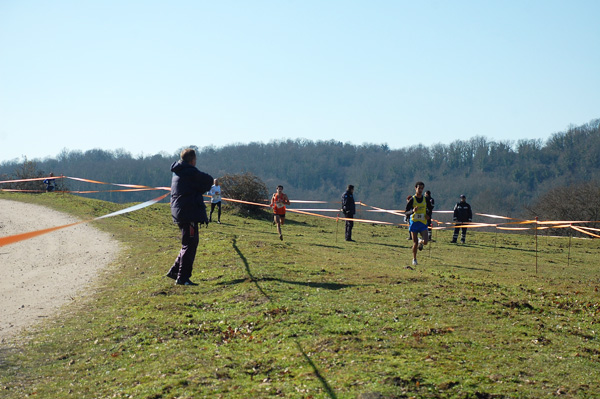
[{"xmin": 411, "ymin": 195, "xmax": 427, "ymax": 225}]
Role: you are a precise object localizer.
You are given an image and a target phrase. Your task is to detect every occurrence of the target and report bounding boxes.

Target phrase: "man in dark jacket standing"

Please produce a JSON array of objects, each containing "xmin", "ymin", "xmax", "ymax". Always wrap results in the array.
[
  {"xmin": 341, "ymin": 185, "xmax": 356, "ymax": 241},
  {"xmin": 452, "ymin": 194, "xmax": 472, "ymax": 244},
  {"xmin": 166, "ymin": 148, "xmax": 214, "ymax": 285},
  {"xmin": 425, "ymin": 190, "xmax": 435, "ymax": 241}
]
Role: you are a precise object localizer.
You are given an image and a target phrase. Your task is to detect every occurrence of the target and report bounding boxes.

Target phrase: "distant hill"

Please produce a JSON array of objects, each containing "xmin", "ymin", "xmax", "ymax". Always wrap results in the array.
[{"xmin": 1, "ymin": 118, "xmax": 598, "ymax": 220}]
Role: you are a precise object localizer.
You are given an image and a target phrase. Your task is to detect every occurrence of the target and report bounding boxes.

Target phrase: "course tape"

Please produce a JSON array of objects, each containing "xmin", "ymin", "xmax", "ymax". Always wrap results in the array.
[
  {"xmin": 223, "ymin": 196, "xmax": 600, "ymax": 236},
  {"xmin": 476, "ymin": 213, "xmax": 518, "ymax": 220},
  {"xmin": 577, "ymin": 225, "xmax": 600, "ymax": 232},
  {"xmin": 1, "ymin": 188, "xmax": 168, "ymax": 194},
  {"xmin": 0, "ymin": 176, "xmax": 57, "ymax": 184},
  {"xmin": 66, "ymin": 176, "xmax": 170, "ymax": 191},
  {"xmin": 0, "ymin": 193, "xmax": 169, "ymax": 248},
  {"xmin": 2, "ymin": 175, "xmax": 599, "ymax": 238},
  {"xmin": 572, "ymin": 226, "xmax": 600, "ymax": 238},
  {"xmin": 0, "ymin": 221, "xmax": 83, "ymax": 248},
  {"xmin": 1, "ymin": 189, "xmax": 48, "ymax": 193},
  {"xmin": 223, "ymin": 197, "xmax": 394, "ymax": 225},
  {"xmin": 0, "ymin": 175, "xmax": 171, "ymax": 194}
]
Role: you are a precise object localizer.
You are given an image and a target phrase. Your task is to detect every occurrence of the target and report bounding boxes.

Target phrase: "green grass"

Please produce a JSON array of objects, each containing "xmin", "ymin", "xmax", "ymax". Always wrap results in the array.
[{"xmin": 1, "ymin": 192, "xmax": 599, "ymax": 398}]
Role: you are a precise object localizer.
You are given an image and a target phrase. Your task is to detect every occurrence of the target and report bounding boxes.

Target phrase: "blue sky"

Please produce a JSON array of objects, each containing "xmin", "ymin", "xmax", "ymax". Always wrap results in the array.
[{"xmin": 1, "ymin": 1, "xmax": 598, "ymax": 162}]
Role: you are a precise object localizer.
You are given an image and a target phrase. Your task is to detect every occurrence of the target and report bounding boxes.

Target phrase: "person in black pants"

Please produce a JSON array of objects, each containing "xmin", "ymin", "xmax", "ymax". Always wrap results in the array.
[
  {"xmin": 43, "ymin": 172, "xmax": 56, "ymax": 192},
  {"xmin": 425, "ymin": 190, "xmax": 435, "ymax": 241},
  {"xmin": 452, "ymin": 194, "xmax": 472, "ymax": 244},
  {"xmin": 208, "ymin": 178, "xmax": 222, "ymax": 224},
  {"xmin": 166, "ymin": 148, "xmax": 213, "ymax": 285},
  {"xmin": 406, "ymin": 195, "xmax": 413, "ymax": 240},
  {"xmin": 341, "ymin": 185, "xmax": 356, "ymax": 241}
]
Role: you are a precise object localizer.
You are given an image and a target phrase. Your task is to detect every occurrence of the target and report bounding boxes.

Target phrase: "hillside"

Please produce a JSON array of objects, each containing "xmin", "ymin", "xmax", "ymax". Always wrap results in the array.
[{"xmin": 1, "ymin": 118, "xmax": 599, "ymax": 219}]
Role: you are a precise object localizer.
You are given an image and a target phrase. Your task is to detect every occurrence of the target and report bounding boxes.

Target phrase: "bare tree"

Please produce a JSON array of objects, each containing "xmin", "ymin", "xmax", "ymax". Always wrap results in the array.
[
  {"xmin": 526, "ymin": 182, "xmax": 600, "ymax": 237},
  {"xmin": 11, "ymin": 158, "xmax": 46, "ymax": 192}
]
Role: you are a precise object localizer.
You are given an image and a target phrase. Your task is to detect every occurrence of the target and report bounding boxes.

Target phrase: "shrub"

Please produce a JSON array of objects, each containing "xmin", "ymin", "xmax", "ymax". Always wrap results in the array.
[{"xmin": 220, "ymin": 172, "xmax": 269, "ymax": 216}]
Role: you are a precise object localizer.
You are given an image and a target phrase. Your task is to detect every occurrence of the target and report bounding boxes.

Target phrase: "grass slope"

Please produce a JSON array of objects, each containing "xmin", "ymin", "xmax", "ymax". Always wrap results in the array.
[{"xmin": 1, "ymin": 192, "xmax": 599, "ymax": 398}]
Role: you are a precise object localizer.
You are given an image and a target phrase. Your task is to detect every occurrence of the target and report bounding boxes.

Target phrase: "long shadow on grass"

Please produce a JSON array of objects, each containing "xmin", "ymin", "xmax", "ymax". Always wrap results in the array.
[
  {"xmin": 231, "ymin": 236, "xmax": 341, "ymax": 398},
  {"xmin": 218, "ymin": 276, "xmax": 356, "ymax": 291},
  {"xmin": 230, "ymin": 236, "xmax": 357, "ymax": 292},
  {"xmin": 295, "ymin": 340, "xmax": 337, "ymax": 399},
  {"xmin": 231, "ymin": 236, "xmax": 272, "ymax": 301}
]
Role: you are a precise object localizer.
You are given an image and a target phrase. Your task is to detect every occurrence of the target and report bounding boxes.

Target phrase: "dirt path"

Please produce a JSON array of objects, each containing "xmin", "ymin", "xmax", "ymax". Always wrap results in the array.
[{"xmin": 0, "ymin": 199, "xmax": 120, "ymax": 342}]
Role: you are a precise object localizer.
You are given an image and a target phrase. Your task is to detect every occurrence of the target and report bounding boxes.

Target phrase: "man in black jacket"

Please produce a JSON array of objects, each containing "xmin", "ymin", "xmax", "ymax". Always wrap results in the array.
[
  {"xmin": 452, "ymin": 194, "xmax": 472, "ymax": 244},
  {"xmin": 425, "ymin": 190, "xmax": 435, "ymax": 241},
  {"xmin": 166, "ymin": 148, "xmax": 214, "ymax": 285},
  {"xmin": 341, "ymin": 185, "xmax": 356, "ymax": 241}
]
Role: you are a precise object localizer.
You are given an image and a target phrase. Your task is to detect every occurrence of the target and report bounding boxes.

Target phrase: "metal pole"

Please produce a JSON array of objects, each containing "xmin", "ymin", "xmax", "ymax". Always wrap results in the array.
[
  {"xmin": 568, "ymin": 224, "xmax": 572, "ymax": 268},
  {"xmin": 335, "ymin": 212, "xmax": 340, "ymax": 243},
  {"xmin": 428, "ymin": 228, "xmax": 432, "ymax": 258},
  {"xmin": 535, "ymin": 217, "xmax": 538, "ymax": 274}
]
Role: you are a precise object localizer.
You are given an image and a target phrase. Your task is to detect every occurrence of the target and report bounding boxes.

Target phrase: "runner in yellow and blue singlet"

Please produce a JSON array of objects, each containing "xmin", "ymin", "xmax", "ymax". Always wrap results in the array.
[{"xmin": 404, "ymin": 181, "xmax": 433, "ymax": 267}]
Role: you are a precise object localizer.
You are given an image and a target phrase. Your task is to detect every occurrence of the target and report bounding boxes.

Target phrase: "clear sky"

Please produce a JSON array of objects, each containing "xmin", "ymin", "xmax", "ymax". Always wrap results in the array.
[{"xmin": 1, "ymin": 1, "xmax": 598, "ymax": 162}]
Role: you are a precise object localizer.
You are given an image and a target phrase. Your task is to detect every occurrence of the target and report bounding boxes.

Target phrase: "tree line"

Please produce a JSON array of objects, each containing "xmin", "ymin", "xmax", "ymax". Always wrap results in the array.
[{"xmin": 1, "ymin": 118, "xmax": 599, "ymax": 228}]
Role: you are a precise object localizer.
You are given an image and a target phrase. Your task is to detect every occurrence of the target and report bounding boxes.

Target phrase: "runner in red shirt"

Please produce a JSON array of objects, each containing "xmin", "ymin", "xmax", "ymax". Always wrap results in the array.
[{"xmin": 270, "ymin": 185, "xmax": 290, "ymax": 241}]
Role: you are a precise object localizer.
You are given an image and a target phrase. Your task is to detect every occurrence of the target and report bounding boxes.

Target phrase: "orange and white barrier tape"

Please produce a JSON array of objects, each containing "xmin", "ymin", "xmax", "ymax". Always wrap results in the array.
[
  {"xmin": 3, "ymin": 175, "xmax": 599, "ymax": 238},
  {"xmin": 0, "ymin": 176, "xmax": 63, "ymax": 184},
  {"xmin": 0, "ymin": 175, "xmax": 170, "ymax": 194},
  {"xmin": 475, "ymin": 213, "xmax": 518, "ymax": 220},
  {"xmin": 0, "ymin": 193, "xmax": 169, "ymax": 247},
  {"xmin": 571, "ymin": 225, "xmax": 600, "ymax": 238}
]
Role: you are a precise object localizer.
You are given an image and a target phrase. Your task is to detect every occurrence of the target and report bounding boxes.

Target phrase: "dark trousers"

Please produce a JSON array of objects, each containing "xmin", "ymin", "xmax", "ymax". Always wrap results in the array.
[
  {"xmin": 427, "ymin": 218, "xmax": 432, "ymax": 240},
  {"xmin": 168, "ymin": 222, "xmax": 199, "ymax": 281},
  {"xmin": 345, "ymin": 213, "xmax": 354, "ymax": 240},
  {"xmin": 452, "ymin": 226, "xmax": 467, "ymax": 242},
  {"xmin": 210, "ymin": 201, "xmax": 221, "ymax": 222}
]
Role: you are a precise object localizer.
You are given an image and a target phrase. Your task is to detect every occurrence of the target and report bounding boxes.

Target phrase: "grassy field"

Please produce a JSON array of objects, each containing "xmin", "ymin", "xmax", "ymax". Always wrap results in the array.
[{"xmin": 1, "ymin": 192, "xmax": 599, "ymax": 398}]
